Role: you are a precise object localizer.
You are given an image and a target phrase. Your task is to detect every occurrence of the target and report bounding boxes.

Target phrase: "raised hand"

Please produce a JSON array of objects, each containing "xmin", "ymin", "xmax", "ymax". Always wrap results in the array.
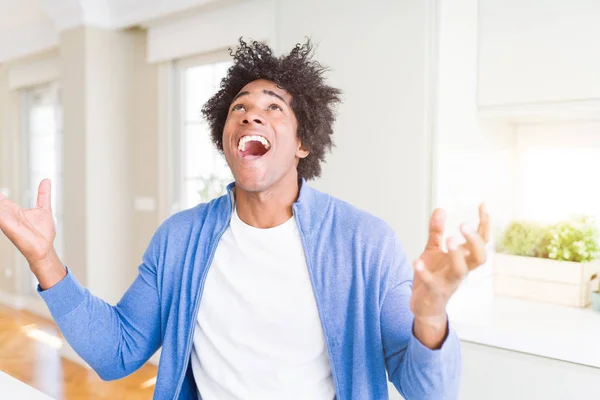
[
  {"xmin": 0, "ymin": 179, "xmax": 62, "ymax": 277},
  {"xmin": 410, "ymin": 204, "xmax": 490, "ymax": 348}
]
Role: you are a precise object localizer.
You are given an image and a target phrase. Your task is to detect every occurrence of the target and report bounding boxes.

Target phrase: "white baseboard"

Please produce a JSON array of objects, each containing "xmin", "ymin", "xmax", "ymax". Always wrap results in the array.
[{"xmin": 0, "ymin": 290, "xmax": 25, "ymax": 309}]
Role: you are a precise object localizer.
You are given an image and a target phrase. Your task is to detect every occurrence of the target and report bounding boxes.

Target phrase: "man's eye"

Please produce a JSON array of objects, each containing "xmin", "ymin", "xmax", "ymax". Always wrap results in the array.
[
  {"xmin": 268, "ymin": 104, "xmax": 283, "ymax": 111},
  {"xmin": 232, "ymin": 104, "xmax": 245, "ymax": 111}
]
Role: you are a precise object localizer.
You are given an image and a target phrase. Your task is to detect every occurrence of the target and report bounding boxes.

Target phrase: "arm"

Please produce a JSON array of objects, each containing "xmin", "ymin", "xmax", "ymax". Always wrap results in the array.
[
  {"xmin": 0, "ymin": 179, "xmax": 164, "ymax": 380},
  {"xmin": 382, "ymin": 204, "xmax": 489, "ymax": 399},
  {"xmin": 381, "ymin": 249, "xmax": 461, "ymax": 400},
  {"xmin": 38, "ymin": 228, "xmax": 164, "ymax": 380}
]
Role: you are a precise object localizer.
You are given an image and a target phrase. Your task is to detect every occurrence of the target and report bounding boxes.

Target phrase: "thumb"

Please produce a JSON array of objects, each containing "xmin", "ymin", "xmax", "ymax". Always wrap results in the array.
[
  {"xmin": 37, "ymin": 179, "xmax": 52, "ymax": 211},
  {"xmin": 414, "ymin": 259, "xmax": 435, "ymax": 286}
]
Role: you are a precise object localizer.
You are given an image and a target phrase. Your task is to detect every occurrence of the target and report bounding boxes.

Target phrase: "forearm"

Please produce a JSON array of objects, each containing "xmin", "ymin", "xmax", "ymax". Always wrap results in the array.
[
  {"xmin": 38, "ymin": 267, "xmax": 162, "ymax": 380},
  {"xmin": 38, "ymin": 270, "xmax": 128, "ymax": 377},
  {"xmin": 413, "ymin": 314, "xmax": 449, "ymax": 350},
  {"xmin": 30, "ymin": 250, "xmax": 67, "ymax": 290},
  {"xmin": 393, "ymin": 325, "xmax": 462, "ymax": 400}
]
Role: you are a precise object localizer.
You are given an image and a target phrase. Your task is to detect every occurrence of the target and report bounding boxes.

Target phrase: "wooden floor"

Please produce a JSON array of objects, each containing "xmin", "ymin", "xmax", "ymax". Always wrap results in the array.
[{"xmin": 0, "ymin": 305, "xmax": 158, "ymax": 400}]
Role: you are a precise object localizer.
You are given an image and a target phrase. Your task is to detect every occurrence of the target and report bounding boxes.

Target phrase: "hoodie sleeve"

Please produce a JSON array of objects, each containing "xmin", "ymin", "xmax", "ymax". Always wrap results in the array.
[
  {"xmin": 38, "ymin": 224, "xmax": 166, "ymax": 381},
  {"xmin": 380, "ymin": 237, "xmax": 462, "ymax": 400}
]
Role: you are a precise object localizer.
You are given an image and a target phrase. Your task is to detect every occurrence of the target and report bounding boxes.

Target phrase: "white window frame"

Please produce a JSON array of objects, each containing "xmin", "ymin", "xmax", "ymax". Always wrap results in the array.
[
  {"xmin": 157, "ymin": 49, "xmax": 233, "ymax": 220},
  {"xmin": 20, "ymin": 82, "xmax": 63, "ymax": 295}
]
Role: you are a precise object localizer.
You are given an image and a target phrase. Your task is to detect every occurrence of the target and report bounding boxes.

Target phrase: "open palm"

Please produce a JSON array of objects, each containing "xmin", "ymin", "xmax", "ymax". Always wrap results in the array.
[
  {"xmin": 0, "ymin": 179, "xmax": 56, "ymax": 265},
  {"xmin": 410, "ymin": 205, "xmax": 490, "ymax": 319}
]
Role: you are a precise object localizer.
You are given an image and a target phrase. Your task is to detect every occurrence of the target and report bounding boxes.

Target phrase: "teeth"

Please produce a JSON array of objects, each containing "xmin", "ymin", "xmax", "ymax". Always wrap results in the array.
[{"xmin": 237, "ymin": 135, "xmax": 271, "ymax": 152}]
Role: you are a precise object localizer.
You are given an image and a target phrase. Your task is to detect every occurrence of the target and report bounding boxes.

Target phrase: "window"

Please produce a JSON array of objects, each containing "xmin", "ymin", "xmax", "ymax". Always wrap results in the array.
[
  {"xmin": 21, "ymin": 83, "xmax": 63, "ymax": 290},
  {"xmin": 513, "ymin": 122, "xmax": 600, "ymax": 225},
  {"xmin": 173, "ymin": 53, "xmax": 233, "ymax": 211}
]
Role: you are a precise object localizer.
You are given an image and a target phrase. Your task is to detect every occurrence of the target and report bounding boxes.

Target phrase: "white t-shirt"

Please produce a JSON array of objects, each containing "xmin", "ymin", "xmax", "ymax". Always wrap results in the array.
[{"xmin": 190, "ymin": 205, "xmax": 335, "ymax": 400}]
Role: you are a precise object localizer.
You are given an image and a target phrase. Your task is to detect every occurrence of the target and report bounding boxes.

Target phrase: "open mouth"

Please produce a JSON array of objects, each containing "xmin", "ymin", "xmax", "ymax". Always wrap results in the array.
[{"xmin": 237, "ymin": 135, "xmax": 271, "ymax": 160}]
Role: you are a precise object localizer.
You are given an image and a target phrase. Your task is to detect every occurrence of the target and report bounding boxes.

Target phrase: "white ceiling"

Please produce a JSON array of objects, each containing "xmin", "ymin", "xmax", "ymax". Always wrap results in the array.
[
  {"xmin": 0, "ymin": 0, "xmax": 229, "ymax": 63},
  {"xmin": 0, "ymin": 0, "xmax": 49, "ymax": 33}
]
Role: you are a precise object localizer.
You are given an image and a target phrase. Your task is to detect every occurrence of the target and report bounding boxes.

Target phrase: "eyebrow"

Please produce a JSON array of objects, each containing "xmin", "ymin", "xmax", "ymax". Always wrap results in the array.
[{"xmin": 231, "ymin": 89, "xmax": 288, "ymax": 105}]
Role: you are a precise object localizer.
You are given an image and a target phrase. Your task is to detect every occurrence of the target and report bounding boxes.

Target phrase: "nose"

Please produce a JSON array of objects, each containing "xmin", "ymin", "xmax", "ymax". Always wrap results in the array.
[{"xmin": 241, "ymin": 108, "xmax": 265, "ymax": 126}]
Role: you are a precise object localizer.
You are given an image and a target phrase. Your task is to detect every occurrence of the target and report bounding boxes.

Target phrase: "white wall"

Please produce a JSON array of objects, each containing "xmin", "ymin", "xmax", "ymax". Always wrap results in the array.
[
  {"xmin": 277, "ymin": 0, "xmax": 437, "ymax": 259},
  {"xmin": 147, "ymin": 0, "xmax": 277, "ymax": 63},
  {"xmin": 58, "ymin": 27, "xmax": 141, "ymax": 304},
  {"xmin": 83, "ymin": 28, "xmax": 137, "ymax": 303},
  {"xmin": 432, "ymin": 2, "xmax": 600, "ymax": 398},
  {"xmin": 478, "ymin": 0, "xmax": 600, "ymax": 106},
  {"xmin": 435, "ymin": 0, "xmax": 515, "ymax": 249},
  {"xmin": 148, "ymin": 0, "xmax": 437, "ymax": 258},
  {"xmin": 447, "ymin": 3, "xmax": 600, "ymax": 398}
]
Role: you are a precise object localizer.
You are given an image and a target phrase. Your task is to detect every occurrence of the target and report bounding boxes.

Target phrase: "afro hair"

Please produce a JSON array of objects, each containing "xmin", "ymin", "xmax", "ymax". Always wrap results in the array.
[{"xmin": 201, "ymin": 38, "xmax": 342, "ymax": 180}]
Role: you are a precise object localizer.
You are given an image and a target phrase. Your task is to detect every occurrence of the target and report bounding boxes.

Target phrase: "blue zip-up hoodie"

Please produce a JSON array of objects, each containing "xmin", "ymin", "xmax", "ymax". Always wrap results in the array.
[{"xmin": 39, "ymin": 181, "xmax": 461, "ymax": 399}]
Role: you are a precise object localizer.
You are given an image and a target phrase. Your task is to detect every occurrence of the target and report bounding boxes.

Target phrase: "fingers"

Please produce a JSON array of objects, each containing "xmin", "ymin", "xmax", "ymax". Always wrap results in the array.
[
  {"xmin": 37, "ymin": 179, "xmax": 52, "ymax": 211},
  {"xmin": 415, "ymin": 240, "xmax": 468, "ymax": 289},
  {"xmin": 447, "ymin": 236, "xmax": 469, "ymax": 279},
  {"xmin": 460, "ymin": 223, "xmax": 487, "ymax": 270},
  {"xmin": 425, "ymin": 208, "xmax": 446, "ymax": 250},
  {"xmin": 414, "ymin": 259, "xmax": 435, "ymax": 286},
  {"xmin": 477, "ymin": 203, "xmax": 490, "ymax": 243}
]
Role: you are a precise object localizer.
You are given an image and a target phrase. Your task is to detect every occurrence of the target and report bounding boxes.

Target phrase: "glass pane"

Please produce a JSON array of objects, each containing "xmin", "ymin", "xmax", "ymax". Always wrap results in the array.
[
  {"xmin": 181, "ymin": 124, "xmax": 232, "ymax": 208},
  {"xmin": 185, "ymin": 122, "xmax": 216, "ymax": 179},
  {"xmin": 185, "ymin": 65, "xmax": 214, "ymax": 122},
  {"xmin": 55, "ymin": 134, "xmax": 64, "ymax": 174},
  {"xmin": 29, "ymin": 105, "xmax": 56, "ymax": 136},
  {"xmin": 177, "ymin": 58, "xmax": 233, "ymax": 211},
  {"xmin": 30, "ymin": 135, "xmax": 56, "ymax": 174},
  {"xmin": 517, "ymin": 148, "xmax": 600, "ymax": 223},
  {"xmin": 23, "ymin": 83, "xmax": 63, "ymax": 289},
  {"xmin": 213, "ymin": 62, "xmax": 232, "ymax": 87},
  {"xmin": 185, "ymin": 61, "xmax": 233, "ymax": 122},
  {"xmin": 183, "ymin": 175, "xmax": 231, "ymax": 210},
  {"xmin": 211, "ymin": 151, "xmax": 232, "ymax": 182},
  {"xmin": 183, "ymin": 179, "xmax": 203, "ymax": 209}
]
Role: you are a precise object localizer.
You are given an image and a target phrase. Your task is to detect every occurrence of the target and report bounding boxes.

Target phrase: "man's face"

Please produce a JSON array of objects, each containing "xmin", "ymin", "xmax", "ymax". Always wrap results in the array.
[{"xmin": 222, "ymin": 79, "xmax": 308, "ymax": 192}]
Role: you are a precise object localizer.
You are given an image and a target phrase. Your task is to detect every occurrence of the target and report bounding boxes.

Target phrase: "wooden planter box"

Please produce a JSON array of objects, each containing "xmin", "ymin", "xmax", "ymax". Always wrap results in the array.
[{"xmin": 493, "ymin": 253, "xmax": 600, "ymax": 308}]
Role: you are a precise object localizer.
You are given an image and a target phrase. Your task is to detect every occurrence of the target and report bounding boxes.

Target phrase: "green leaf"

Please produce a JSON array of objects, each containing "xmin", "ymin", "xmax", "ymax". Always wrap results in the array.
[{"xmin": 498, "ymin": 216, "xmax": 600, "ymax": 264}]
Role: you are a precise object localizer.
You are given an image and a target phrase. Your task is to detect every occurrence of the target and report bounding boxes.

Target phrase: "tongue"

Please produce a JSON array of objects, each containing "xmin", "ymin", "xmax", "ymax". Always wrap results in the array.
[{"xmin": 241, "ymin": 141, "xmax": 268, "ymax": 158}]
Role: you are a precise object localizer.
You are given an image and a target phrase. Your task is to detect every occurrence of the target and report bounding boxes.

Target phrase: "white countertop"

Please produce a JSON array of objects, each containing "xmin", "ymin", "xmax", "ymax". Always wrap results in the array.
[
  {"xmin": 447, "ymin": 274, "xmax": 600, "ymax": 369},
  {"xmin": 0, "ymin": 371, "xmax": 54, "ymax": 400}
]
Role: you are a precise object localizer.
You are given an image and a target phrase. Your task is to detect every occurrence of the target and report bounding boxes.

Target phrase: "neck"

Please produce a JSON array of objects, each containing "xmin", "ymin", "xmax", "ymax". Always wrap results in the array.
[{"xmin": 234, "ymin": 175, "xmax": 301, "ymax": 229}]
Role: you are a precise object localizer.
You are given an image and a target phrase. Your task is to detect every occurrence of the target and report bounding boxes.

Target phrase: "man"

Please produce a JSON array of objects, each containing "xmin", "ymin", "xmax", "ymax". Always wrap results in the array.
[{"xmin": 0, "ymin": 39, "xmax": 489, "ymax": 399}]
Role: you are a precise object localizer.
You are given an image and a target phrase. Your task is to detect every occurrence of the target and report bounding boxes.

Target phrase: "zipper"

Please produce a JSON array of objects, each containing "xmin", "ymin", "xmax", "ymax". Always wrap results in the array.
[
  {"xmin": 293, "ymin": 204, "xmax": 343, "ymax": 399},
  {"xmin": 172, "ymin": 197, "xmax": 233, "ymax": 400}
]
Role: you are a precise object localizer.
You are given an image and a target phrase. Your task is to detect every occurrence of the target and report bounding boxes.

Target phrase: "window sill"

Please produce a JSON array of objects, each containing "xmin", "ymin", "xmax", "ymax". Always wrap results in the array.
[{"xmin": 447, "ymin": 276, "xmax": 600, "ymax": 369}]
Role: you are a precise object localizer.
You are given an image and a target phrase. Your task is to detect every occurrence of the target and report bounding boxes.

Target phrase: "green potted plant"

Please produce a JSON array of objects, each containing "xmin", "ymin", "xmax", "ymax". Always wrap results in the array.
[
  {"xmin": 497, "ymin": 221, "xmax": 545, "ymax": 257},
  {"xmin": 495, "ymin": 216, "xmax": 600, "ymax": 308},
  {"xmin": 543, "ymin": 216, "xmax": 600, "ymax": 263}
]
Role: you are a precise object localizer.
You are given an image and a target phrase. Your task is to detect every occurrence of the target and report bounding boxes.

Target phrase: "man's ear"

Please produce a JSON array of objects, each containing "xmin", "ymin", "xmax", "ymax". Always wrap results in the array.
[{"xmin": 296, "ymin": 141, "xmax": 310, "ymax": 159}]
